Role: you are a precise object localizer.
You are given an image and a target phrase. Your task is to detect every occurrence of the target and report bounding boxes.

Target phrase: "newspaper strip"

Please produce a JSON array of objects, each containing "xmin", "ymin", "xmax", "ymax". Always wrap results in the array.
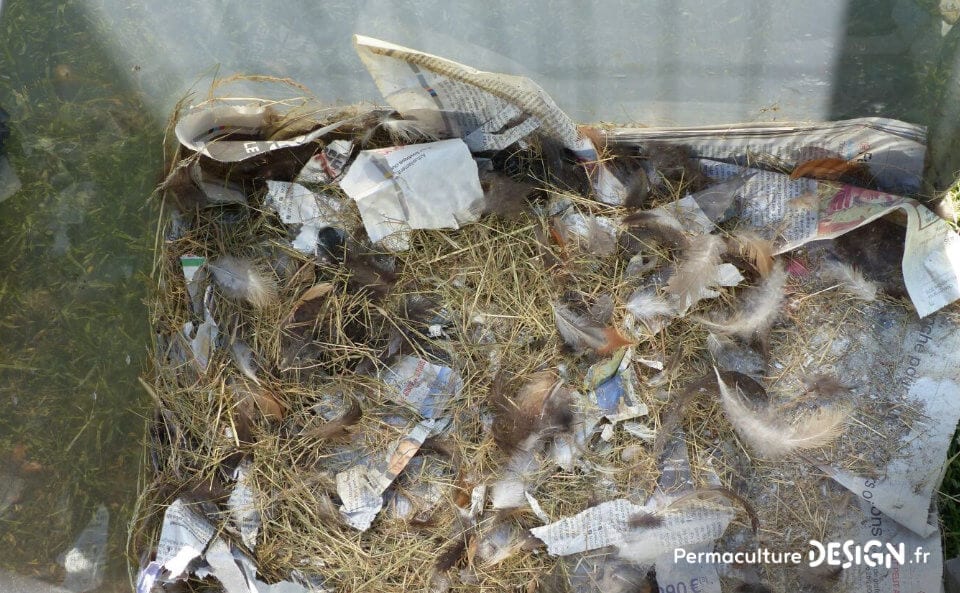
[
  {"xmin": 227, "ymin": 459, "xmax": 260, "ymax": 550},
  {"xmin": 58, "ymin": 504, "xmax": 108, "ymax": 593},
  {"xmin": 701, "ymin": 160, "xmax": 960, "ymax": 317},
  {"xmin": 382, "ymin": 355, "xmax": 463, "ymax": 418},
  {"xmin": 530, "ymin": 498, "xmax": 733, "ymax": 564},
  {"xmin": 263, "ymin": 180, "xmax": 347, "ymax": 253},
  {"xmin": 339, "ymin": 138, "xmax": 484, "ymax": 251},
  {"xmin": 175, "ymin": 102, "xmax": 352, "ymax": 163},
  {"xmin": 151, "ymin": 499, "xmax": 216, "ymax": 580},
  {"xmin": 605, "ymin": 117, "xmax": 926, "ymax": 194},
  {"xmin": 336, "ymin": 418, "xmax": 438, "ymax": 531},
  {"xmin": 834, "ymin": 498, "xmax": 943, "ymax": 593},
  {"xmin": 353, "ymin": 35, "xmax": 625, "ymax": 204},
  {"xmin": 817, "ymin": 311, "xmax": 960, "ymax": 538},
  {"xmin": 652, "ymin": 435, "xmax": 724, "ymax": 593}
]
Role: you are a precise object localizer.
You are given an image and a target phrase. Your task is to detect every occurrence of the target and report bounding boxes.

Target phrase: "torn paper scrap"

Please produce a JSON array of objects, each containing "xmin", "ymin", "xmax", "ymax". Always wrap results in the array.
[
  {"xmin": 296, "ymin": 140, "xmax": 353, "ymax": 185},
  {"xmin": 227, "ymin": 460, "xmax": 260, "ymax": 549},
  {"xmin": 264, "ymin": 180, "xmax": 346, "ymax": 253},
  {"xmin": 152, "ymin": 498, "xmax": 216, "ymax": 579},
  {"xmin": 821, "ymin": 311, "xmax": 960, "ymax": 538},
  {"xmin": 59, "ymin": 504, "xmax": 108, "ymax": 593},
  {"xmin": 336, "ymin": 419, "xmax": 436, "ymax": 530},
  {"xmin": 353, "ymin": 34, "xmax": 624, "ymax": 204},
  {"xmin": 606, "ymin": 117, "xmax": 927, "ymax": 194},
  {"xmin": 530, "ymin": 498, "xmax": 733, "ymax": 564},
  {"xmin": 835, "ymin": 498, "xmax": 942, "ymax": 593},
  {"xmin": 179, "ymin": 254, "xmax": 205, "ymax": 314},
  {"xmin": 382, "ymin": 355, "xmax": 463, "ymax": 418},
  {"xmin": 339, "ymin": 139, "xmax": 484, "ymax": 250}
]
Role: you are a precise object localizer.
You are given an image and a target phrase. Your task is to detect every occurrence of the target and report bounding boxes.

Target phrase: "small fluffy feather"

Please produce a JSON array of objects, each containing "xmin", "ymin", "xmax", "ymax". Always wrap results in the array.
[
  {"xmin": 665, "ymin": 233, "xmax": 726, "ymax": 313},
  {"xmin": 209, "ymin": 256, "xmax": 279, "ymax": 309},
  {"xmin": 730, "ymin": 229, "xmax": 774, "ymax": 277},
  {"xmin": 696, "ymin": 260, "xmax": 787, "ymax": 340},
  {"xmin": 802, "ymin": 373, "xmax": 851, "ymax": 398},
  {"xmin": 300, "ymin": 397, "xmax": 362, "ymax": 442},
  {"xmin": 552, "ymin": 303, "xmax": 634, "ymax": 355},
  {"xmin": 477, "ymin": 172, "xmax": 534, "ymax": 219},
  {"xmin": 490, "ymin": 371, "xmax": 574, "ymax": 454},
  {"xmin": 820, "ymin": 259, "xmax": 877, "ymax": 301},
  {"xmin": 625, "ymin": 288, "xmax": 676, "ymax": 321},
  {"xmin": 622, "ymin": 209, "xmax": 690, "ymax": 250},
  {"xmin": 229, "ymin": 340, "xmax": 261, "ymax": 384},
  {"xmin": 715, "ymin": 368, "xmax": 847, "ymax": 459}
]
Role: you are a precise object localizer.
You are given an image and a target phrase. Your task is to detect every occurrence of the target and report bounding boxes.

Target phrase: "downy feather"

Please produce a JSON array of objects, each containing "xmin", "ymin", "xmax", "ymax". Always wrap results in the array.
[
  {"xmin": 665, "ymin": 233, "xmax": 726, "ymax": 313},
  {"xmin": 622, "ymin": 209, "xmax": 690, "ymax": 250},
  {"xmin": 552, "ymin": 303, "xmax": 634, "ymax": 355},
  {"xmin": 230, "ymin": 340, "xmax": 261, "ymax": 384},
  {"xmin": 381, "ymin": 117, "xmax": 438, "ymax": 145},
  {"xmin": 715, "ymin": 368, "xmax": 847, "ymax": 459},
  {"xmin": 209, "ymin": 256, "xmax": 279, "ymax": 309},
  {"xmin": 820, "ymin": 259, "xmax": 877, "ymax": 301},
  {"xmin": 730, "ymin": 229, "xmax": 774, "ymax": 277},
  {"xmin": 696, "ymin": 260, "xmax": 787, "ymax": 340}
]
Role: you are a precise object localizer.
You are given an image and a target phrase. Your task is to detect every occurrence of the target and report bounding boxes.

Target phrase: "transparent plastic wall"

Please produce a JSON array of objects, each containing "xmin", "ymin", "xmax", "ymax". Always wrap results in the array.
[{"xmin": 2, "ymin": 0, "xmax": 960, "ymax": 591}]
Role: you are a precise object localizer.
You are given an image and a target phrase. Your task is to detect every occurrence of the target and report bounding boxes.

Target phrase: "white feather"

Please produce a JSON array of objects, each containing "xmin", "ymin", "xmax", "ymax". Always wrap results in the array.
[
  {"xmin": 715, "ymin": 368, "xmax": 847, "ymax": 459},
  {"xmin": 665, "ymin": 234, "xmax": 726, "ymax": 313},
  {"xmin": 209, "ymin": 256, "xmax": 279, "ymax": 309},
  {"xmin": 820, "ymin": 260, "xmax": 877, "ymax": 301},
  {"xmin": 696, "ymin": 260, "xmax": 787, "ymax": 339},
  {"xmin": 381, "ymin": 117, "xmax": 438, "ymax": 145}
]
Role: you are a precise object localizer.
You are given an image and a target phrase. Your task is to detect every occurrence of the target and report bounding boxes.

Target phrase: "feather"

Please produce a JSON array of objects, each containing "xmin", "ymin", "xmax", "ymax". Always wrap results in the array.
[
  {"xmin": 790, "ymin": 157, "xmax": 869, "ymax": 182},
  {"xmin": 665, "ymin": 233, "xmax": 726, "ymax": 313},
  {"xmin": 552, "ymin": 303, "xmax": 634, "ymax": 355},
  {"xmin": 478, "ymin": 171, "xmax": 534, "ymax": 219},
  {"xmin": 715, "ymin": 368, "xmax": 847, "ymax": 459},
  {"xmin": 695, "ymin": 260, "xmax": 787, "ymax": 340},
  {"xmin": 627, "ymin": 512, "xmax": 664, "ymax": 529},
  {"xmin": 230, "ymin": 340, "xmax": 261, "ymax": 385},
  {"xmin": 802, "ymin": 374, "xmax": 851, "ymax": 398},
  {"xmin": 490, "ymin": 371, "xmax": 574, "ymax": 454},
  {"xmin": 286, "ymin": 282, "xmax": 334, "ymax": 327},
  {"xmin": 300, "ymin": 396, "xmax": 362, "ymax": 441},
  {"xmin": 622, "ymin": 209, "xmax": 690, "ymax": 250},
  {"xmin": 820, "ymin": 259, "xmax": 877, "ymax": 301},
  {"xmin": 666, "ymin": 486, "xmax": 759, "ymax": 534},
  {"xmin": 729, "ymin": 229, "xmax": 774, "ymax": 277},
  {"xmin": 380, "ymin": 117, "xmax": 438, "ymax": 145},
  {"xmin": 209, "ymin": 256, "xmax": 279, "ymax": 309},
  {"xmin": 623, "ymin": 166, "xmax": 650, "ymax": 209},
  {"xmin": 689, "ymin": 175, "xmax": 747, "ymax": 222},
  {"xmin": 434, "ymin": 537, "xmax": 468, "ymax": 572},
  {"xmin": 625, "ymin": 288, "xmax": 676, "ymax": 322}
]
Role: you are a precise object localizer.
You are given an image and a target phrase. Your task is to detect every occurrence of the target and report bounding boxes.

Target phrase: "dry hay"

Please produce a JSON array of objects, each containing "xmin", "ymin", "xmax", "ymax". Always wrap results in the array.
[{"xmin": 131, "ymin": 81, "xmax": 917, "ymax": 593}]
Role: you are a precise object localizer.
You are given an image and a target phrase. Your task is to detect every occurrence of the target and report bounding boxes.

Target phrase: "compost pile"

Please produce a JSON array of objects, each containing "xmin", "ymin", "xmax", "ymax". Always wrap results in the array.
[{"xmin": 133, "ymin": 37, "xmax": 960, "ymax": 593}]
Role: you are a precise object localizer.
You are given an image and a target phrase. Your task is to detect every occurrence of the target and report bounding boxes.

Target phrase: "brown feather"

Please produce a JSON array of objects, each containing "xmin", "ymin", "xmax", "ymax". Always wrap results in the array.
[
  {"xmin": 622, "ymin": 210, "xmax": 690, "ymax": 250},
  {"xmin": 730, "ymin": 230, "xmax": 774, "ymax": 277},
  {"xmin": 552, "ymin": 303, "xmax": 635, "ymax": 355},
  {"xmin": 628, "ymin": 512, "xmax": 665, "ymax": 529},
  {"xmin": 490, "ymin": 371, "xmax": 574, "ymax": 453},
  {"xmin": 790, "ymin": 157, "xmax": 869, "ymax": 182},
  {"xmin": 300, "ymin": 397, "xmax": 362, "ymax": 441}
]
